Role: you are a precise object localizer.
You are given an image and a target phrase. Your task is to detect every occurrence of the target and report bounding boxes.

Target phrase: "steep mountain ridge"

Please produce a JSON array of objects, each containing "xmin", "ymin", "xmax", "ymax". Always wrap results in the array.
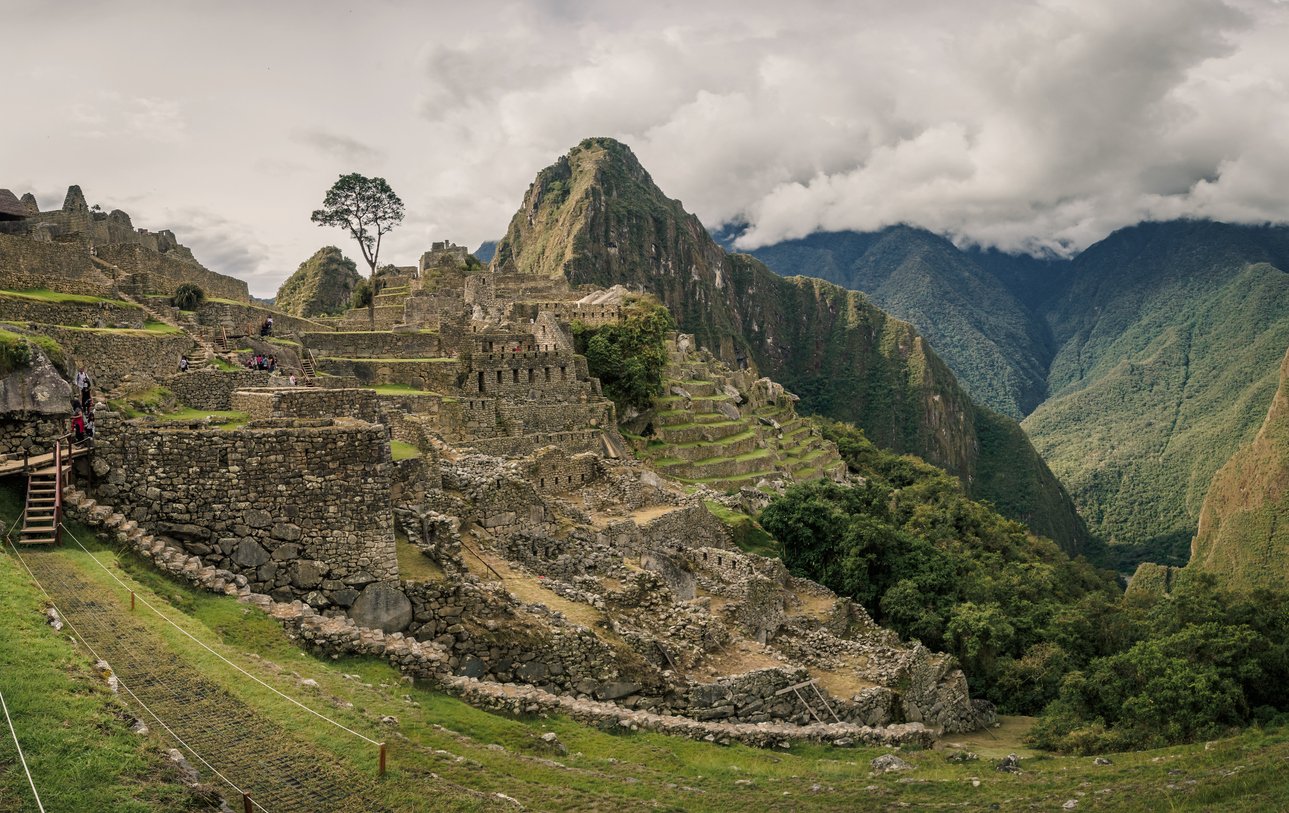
[
  {"xmin": 737, "ymin": 227, "xmax": 1053, "ymax": 418},
  {"xmin": 493, "ymin": 138, "xmax": 1090, "ymax": 553},
  {"xmin": 1186, "ymin": 347, "xmax": 1289, "ymax": 589}
]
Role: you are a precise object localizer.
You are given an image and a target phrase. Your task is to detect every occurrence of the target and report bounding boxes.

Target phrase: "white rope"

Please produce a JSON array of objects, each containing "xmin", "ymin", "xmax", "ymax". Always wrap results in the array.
[
  {"xmin": 3, "ymin": 537, "xmax": 270, "ymax": 812},
  {"xmin": 61, "ymin": 523, "xmax": 382, "ymax": 746},
  {"xmin": 0, "ymin": 685, "xmax": 46, "ymax": 813}
]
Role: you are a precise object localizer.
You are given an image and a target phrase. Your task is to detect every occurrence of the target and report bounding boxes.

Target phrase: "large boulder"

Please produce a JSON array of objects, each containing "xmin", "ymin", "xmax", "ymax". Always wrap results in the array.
[
  {"xmin": 0, "ymin": 346, "xmax": 72, "ymax": 415},
  {"xmin": 349, "ymin": 583, "xmax": 413, "ymax": 633}
]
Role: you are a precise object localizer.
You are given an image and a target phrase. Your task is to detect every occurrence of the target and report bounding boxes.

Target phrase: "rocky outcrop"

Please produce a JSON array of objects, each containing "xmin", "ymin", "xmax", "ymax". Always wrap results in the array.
[{"xmin": 275, "ymin": 246, "xmax": 362, "ymax": 318}]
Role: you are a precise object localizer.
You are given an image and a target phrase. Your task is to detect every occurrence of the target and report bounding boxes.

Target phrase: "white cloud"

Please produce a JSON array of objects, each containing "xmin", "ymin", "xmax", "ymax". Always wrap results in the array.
[{"xmin": 2, "ymin": 0, "xmax": 1287, "ymax": 296}]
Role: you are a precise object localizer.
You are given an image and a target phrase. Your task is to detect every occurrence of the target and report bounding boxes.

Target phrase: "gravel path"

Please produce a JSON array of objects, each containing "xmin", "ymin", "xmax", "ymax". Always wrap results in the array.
[{"xmin": 19, "ymin": 548, "xmax": 388, "ymax": 813}]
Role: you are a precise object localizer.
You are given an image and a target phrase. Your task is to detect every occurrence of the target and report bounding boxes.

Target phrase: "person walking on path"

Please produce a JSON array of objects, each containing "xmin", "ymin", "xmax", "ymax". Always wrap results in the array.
[
  {"xmin": 74, "ymin": 365, "xmax": 91, "ymax": 409},
  {"xmin": 179, "ymin": 354, "xmax": 190, "ymax": 372}
]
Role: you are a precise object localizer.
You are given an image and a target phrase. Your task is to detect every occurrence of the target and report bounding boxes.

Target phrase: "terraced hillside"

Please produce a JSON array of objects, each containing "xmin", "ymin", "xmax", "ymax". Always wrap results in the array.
[{"xmin": 639, "ymin": 334, "xmax": 846, "ymax": 491}]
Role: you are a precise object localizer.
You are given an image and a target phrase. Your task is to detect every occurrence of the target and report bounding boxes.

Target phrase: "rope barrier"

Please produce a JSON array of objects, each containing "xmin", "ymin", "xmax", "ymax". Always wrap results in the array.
[
  {"xmin": 60, "ymin": 523, "xmax": 382, "ymax": 746},
  {"xmin": 0, "ymin": 685, "xmax": 46, "ymax": 813},
  {"xmin": 3, "ymin": 536, "xmax": 270, "ymax": 812}
]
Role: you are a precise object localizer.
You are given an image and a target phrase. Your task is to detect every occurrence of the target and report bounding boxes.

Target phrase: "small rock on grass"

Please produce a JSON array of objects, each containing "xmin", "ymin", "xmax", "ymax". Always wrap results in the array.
[{"xmin": 871, "ymin": 754, "xmax": 914, "ymax": 773}]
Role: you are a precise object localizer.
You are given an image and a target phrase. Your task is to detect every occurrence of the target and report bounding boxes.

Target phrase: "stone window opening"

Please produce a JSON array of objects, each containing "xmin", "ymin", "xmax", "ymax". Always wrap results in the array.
[
  {"xmin": 512, "ymin": 368, "xmax": 519, "ymax": 383},
  {"xmin": 477, "ymin": 371, "xmax": 485, "ymax": 392},
  {"xmin": 528, "ymin": 368, "xmax": 535, "ymax": 383},
  {"xmin": 544, "ymin": 367, "xmax": 551, "ymax": 382},
  {"xmin": 559, "ymin": 366, "xmax": 567, "ymax": 380},
  {"xmin": 496, "ymin": 369, "xmax": 503, "ymax": 384}
]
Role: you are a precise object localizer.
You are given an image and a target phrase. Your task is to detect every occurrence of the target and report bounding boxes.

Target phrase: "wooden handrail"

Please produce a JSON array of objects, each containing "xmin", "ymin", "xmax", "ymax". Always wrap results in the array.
[{"xmin": 53, "ymin": 439, "xmax": 63, "ymax": 545}]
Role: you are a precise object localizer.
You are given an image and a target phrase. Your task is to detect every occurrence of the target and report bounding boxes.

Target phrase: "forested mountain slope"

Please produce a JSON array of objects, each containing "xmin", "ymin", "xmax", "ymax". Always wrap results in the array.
[
  {"xmin": 1025, "ymin": 222, "xmax": 1289, "ymax": 551},
  {"xmin": 738, "ymin": 227, "xmax": 1053, "ymax": 418},
  {"xmin": 492, "ymin": 138, "xmax": 1090, "ymax": 553},
  {"xmin": 1186, "ymin": 347, "xmax": 1289, "ymax": 590}
]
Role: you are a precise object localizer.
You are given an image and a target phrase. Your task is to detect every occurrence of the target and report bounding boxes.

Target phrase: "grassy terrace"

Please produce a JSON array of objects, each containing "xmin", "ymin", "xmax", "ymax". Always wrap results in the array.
[
  {"xmin": 3, "ymin": 490, "xmax": 1289, "ymax": 809},
  {"xmin": 0, "ymin": 288, "xmax": 141, "ymax": 307},
  {"xmin": 156, "ymin": 408, "xmax": 250, "ymax": 429},
  {"xmin": 369, "ymin": 383, "xmax": 439, "ymax": 395},
  {"xmin": 389, "ymin": 439, "xmax": 422, "ymax": 461}
]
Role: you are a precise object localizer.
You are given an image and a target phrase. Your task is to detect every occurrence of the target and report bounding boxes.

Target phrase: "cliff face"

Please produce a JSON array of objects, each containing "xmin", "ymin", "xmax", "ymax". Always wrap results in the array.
[
  {"xmin": 494, "ymin": 138, "xmax": 1089, "ymax": 553},
  {"xmin": 275, "ymin": 246, "xmax": 361, "ymax": 318},
  {"xmin": 1188, "ymin": 347, "xmax": 1289, "ymax": 590}
]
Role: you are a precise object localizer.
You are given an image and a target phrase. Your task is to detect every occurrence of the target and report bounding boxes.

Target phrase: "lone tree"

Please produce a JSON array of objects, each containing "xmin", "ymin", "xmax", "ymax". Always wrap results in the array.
[{"xmin": 310, "ymin": 173, "xmax": 404, "ymax": 325}]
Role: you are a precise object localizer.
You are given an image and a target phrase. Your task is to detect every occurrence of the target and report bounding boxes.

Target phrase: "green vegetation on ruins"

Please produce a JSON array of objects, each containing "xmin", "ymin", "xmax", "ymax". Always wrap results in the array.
[{"xmin": 572, "ymin": 295, "xmax": 674, "ymax": 413}]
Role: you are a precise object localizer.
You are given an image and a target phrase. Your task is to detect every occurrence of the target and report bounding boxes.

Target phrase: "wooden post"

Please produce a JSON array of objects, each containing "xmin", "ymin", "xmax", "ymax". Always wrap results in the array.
[
  {"xmin": 130, "ymin": 591, "xmax": 135, "ymax": 611},
  {"xmin": 379, "ymin": 742, "xmax": 387, "ymax": 777},
  {"xmin": 242, "ymin": 792, "xmax": 252, "ymax": 813}
]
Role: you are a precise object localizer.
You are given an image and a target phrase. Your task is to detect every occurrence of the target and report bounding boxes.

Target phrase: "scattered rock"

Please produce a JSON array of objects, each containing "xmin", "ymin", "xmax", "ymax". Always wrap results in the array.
[
  {"xmin": 871, "ymin": 754, "xmax": 914, "ymax": 774},
  {"xmin": 1094, "ymin": 757, "xmax": 1113, "ymax": 766},
  {"xmin": 1063, "ymin": 800, "xmax": 1079, "ymax": 810},
  {"xmin": 945, "ymin": 750, "xmax": 979, "ymax": 763},
  {"xmin": 538, "ymin": 731, "xmax": 568, "ymax": 755},
  {"xmin": 996, "ymin": 753, "xmax": 1022, "ymax": 774}
]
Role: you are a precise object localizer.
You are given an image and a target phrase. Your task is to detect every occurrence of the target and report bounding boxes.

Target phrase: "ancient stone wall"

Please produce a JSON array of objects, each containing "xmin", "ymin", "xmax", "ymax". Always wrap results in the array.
[
  {"xmin": 230, "ymin": 387, "xmax": 382, "ymax": 424},
  {"xmin": 300, "ymin": 330, "xmax": 442, "ymax": 359},
  {"xmin": 0, "ymin": 416, "xmax": 67, "ymax": 457},
  {"xmin": 0, "ymin": 234, "xmax": 117, "ymax": 296},
  {"xmin": 98, "ymin": 243, "xmax": 249, "ymax": 302},
  {"xmin": 90, "ymin": 412, "xmax": 397, "ymax": 605},
  {"xmin": 0, "ymin": 295, "xmax": 145, "ymax": 329},
  {"xmin": 166, "ymin": 369, "xmax": 274, "ymax": 410},
  {"xmin": 497, "ymin": 400, "xmax": 613, "ymax": 434},
  {"xmin": 318, "ymin": 358, "xmax": 459, "ymax": 391},
  {"xmin": 512, "ymin": 301, "xmax": 623, "ymax": 326},
  {"xmin": 35, "ymin": 326, "xmax": 196, "ymax": 388},
  {"xmin": 464, "ymin": 429, "xmax": 603, "ymax": 458},
  {"xmin": 194, "ymin": 300, "xmax": 324, "ymax": 337},
  {"xmin": 438, "ymin": 397, "xmax": 498, "ymax": 438},
  {"xmin": 524, "ymin": 447, "xmax": 601, "ymax": 494}
]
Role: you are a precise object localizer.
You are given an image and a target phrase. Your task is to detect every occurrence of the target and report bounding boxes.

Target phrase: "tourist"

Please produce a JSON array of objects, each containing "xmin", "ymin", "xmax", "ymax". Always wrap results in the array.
[
  {"xmin": 75, "ymin": 365, "xmax": 91, "ymax": 406},
  {"xmin": 71, "ymin": 405, "xmax": 87, "ymax": 444},
  {"xmin": 179, "ymin": 354, "xmax": 190, "ymax": 372},
  {"xmin": 289, "ymin": 373, "xmax": 297, "ymax": 386}
]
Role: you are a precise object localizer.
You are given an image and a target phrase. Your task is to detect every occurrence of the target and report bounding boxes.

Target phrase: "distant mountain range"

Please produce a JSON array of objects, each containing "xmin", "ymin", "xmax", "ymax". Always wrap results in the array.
[
  {"xmin": 490, "ymin": 138, "xmax": 1090, "ymax": 554},
  {"xmin": 727, "ymin": 220, "xmax": 1289, "ymax": 555}
]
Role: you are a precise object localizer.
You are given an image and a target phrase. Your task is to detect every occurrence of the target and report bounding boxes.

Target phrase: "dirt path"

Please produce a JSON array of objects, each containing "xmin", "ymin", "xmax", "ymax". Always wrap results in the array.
[{"xmin": 20, "ymin": 549, "xmax": 388, "ymax": 813}]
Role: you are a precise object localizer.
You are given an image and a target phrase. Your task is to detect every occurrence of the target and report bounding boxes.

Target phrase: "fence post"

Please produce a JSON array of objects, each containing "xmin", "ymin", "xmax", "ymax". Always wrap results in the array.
[
  {"xmin": 379, "ymin": 742, "xmax": 387, "ymax": 777},
  {"xmin": 243, "ymin": 792, "xmax": 252, "ymax": 813},
  {"xmin": 130, "ymin": 590, "xmax": 135, "ymax": 611}
]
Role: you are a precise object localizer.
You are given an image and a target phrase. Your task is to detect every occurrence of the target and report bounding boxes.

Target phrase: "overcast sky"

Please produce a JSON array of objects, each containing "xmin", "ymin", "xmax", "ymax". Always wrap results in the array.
[{"xmin": 4, "ymin": 0, "xmax": 1287, "ymax": 296}]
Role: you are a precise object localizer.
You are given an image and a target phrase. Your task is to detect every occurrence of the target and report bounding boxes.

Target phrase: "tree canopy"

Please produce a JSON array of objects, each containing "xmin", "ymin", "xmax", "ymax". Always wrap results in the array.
[{"xmin": 310, "ymin": 173, "xmax": 404, "ymax": 276}]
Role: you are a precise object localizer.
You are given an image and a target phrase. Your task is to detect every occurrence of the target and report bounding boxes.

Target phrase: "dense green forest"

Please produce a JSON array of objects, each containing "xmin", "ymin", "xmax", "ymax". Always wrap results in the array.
[{"xmin": 759, "ymin": 419, "xmax": 1289, "ymax": 752}]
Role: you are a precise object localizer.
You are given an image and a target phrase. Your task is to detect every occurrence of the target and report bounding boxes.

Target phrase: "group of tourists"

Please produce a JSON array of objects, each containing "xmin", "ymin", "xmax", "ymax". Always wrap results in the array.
[
  {"xmin": 246, "ymin": 354, "xmax": 277, "ymax": 372},
  {"xmin": 71, "ymin": 365, "xmax": 95, "ymax": 445}
]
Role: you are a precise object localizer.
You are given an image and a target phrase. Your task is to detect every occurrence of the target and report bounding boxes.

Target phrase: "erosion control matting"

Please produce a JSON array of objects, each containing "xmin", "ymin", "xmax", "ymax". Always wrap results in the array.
[{"xmin": 18, "ymin": 548, "xmax": 388, "ymax": 813}]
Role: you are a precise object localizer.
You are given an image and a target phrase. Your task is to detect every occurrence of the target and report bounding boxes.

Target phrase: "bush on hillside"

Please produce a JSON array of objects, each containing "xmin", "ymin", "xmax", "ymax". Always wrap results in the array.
[
  {"xmin": 351, "ymin": 279, "xmax": 373, "ymax": 309},
  {"xmin": 173, "ymin": 283, "xmax": 205, "ymax": 311}
]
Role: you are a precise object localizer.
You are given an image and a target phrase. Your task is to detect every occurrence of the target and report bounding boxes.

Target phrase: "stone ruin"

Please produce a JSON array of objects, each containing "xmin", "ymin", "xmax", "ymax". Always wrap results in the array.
[{"xmin": 0, "ymin": 210, "xmax": 995, "ymax": 743}]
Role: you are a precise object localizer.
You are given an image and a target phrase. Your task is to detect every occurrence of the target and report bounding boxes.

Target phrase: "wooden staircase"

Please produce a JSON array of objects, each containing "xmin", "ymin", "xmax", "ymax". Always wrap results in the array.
[
  {"xmin": 18, "ymin": 438, "xmax": 73, "ymax": 546},
  {"xmin": 300, "ymin": 348, "xmax": 318, "ymax": 385}
]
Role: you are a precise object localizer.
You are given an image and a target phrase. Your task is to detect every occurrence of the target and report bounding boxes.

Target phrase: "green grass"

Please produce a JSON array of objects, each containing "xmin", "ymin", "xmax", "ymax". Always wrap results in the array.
[
  {"xmin": 704, "ymin": 501, "xmax": 783, "ymax": 558},
  {"xmin": 156, "ymin": 408, "xmax": 249, "ymax": 429},
  {"xmin": 389, "ymin": 440, "xmax": 422, "ymax": 461},
  {"xmin": 0, "ymin": 287, "xmax": 141, "ymax": 307},
  {"xmin": 107, "ymin": 385, "xmax": 174, "ymax": 418},
  {"xmin": 210, "ymin": 357, "xmax": 240, "ymax": 372},
  {"xmin": 370, "ymin": 383, "xmax": 438, "ymax": 395}
]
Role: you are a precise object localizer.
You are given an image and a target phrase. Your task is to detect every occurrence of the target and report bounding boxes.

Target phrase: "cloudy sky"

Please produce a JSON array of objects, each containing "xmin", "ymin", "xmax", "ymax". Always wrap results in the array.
[{"xmin": 4, "ymin": 0, "xmax": 1287, "ymax": 296}]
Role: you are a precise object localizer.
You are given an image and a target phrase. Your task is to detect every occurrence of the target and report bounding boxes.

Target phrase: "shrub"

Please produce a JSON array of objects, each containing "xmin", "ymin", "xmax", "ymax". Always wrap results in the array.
[
  {"xmin": 572, "ymin": 297, "xmax": 674, "ymax": 414},
  {"xmin": 351, "ymin": 279, "xmax": 373, "ymax": 308},
  {"xmin": 173, "ymin": 283, "xmax": 205, "ymax": 311}
]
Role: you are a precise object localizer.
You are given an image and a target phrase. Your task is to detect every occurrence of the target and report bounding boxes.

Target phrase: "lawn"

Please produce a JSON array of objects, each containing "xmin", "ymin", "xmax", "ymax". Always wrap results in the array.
[{"xmin": 390, "ymin": 439, "xmax": 422, "ymax": 460}]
